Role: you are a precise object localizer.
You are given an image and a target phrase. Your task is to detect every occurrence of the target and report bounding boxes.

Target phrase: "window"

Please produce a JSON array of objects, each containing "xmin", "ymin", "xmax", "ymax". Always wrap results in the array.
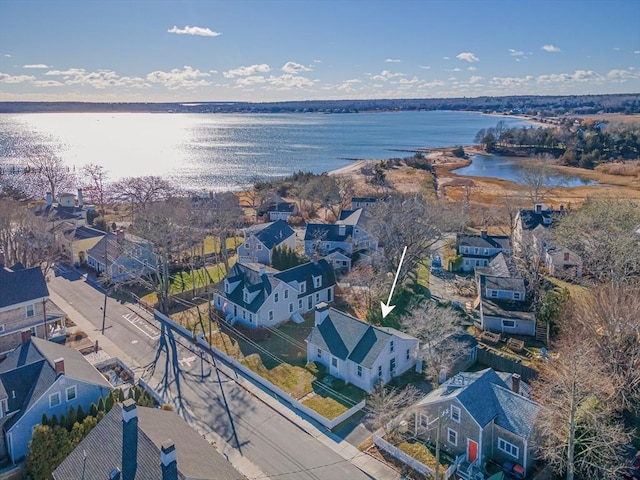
[
  {"xmin": 327, "ymin": 287, "xmax": 333, "ymax": 302},
  {"xmin": 378, "ymin": 365, "xmax": 383, "ymax": 377},
  {"xmin": 484, "ymin": 248, "xmax": 489, "ymax": 255},
  {"xmin": 217, "ymin": 297, "xmax": 222, "ymax": 306},
  {"xmin": 274, "ymin": 293, "xmax": 279, "ymax": 303},
  {"xmin": 66, "ymin": 386, "xmax": 77, "ymax": 402},
  {"xmin": 390, "ymin": 358, "xmax": 396, "ymax": 373},
  {"xmin": 513, "ymin": 292, "xmax": 521, "ymax": 300},
  {"xmin": 317, "ymin": 348, "xmax": 322, "ymax": 358},
  {"xmin": 498, "ymin": 438, "xmax": 519, "ymax": 458},
  {"xmin": 289, "ymin": 303, "xmax": 293, "ymax": 313},
  {"xmin": 314, "ymin": 276, "xmax": 321, "ymax": 288},
  {"xmin": 390, "ymin": 340, "xmax": 394, "ymax": 353},
  {"xmin": 331, "ymin": 357, "xmax": 338, "ymax": 368},
  {"xmin": 502, "ymin": 319, "xmax": 516, "ymax": 328},
  {"xmin": 450, "ymin": 405, "xmax": 461, "ymax": 423},
  {"xmin": 447, "ymin": 428, "xmax": 458, "ymax": 446},
  {"xmin": 243, "ymin": 291, "xmax": 249, "ymax": 303},
  {"xmin": 299, "ymin": 282, "xmax": 306, "ymax": 294},
  {"xmin": 49, "ymin": 392, "xmax": 61, "ymax": 408},
  {"xmin": 284, "ymin": 289, "xmax": 289, "ymax": 299},
  {"xmin": 257, "ymin": 244, "xmax": 262, "ymax": 250},
  {"xmin": 464, "ymin": 259, "xmax": 470, "ymax": 266},
  {"xmin": 298, "ymin": 299, "xmax": 303, "ymax": 309},
  {"xmin": 249, "ymin": 314, "xmax": 253, "ymax": 323},
  {"xmin": 26, "ymin": 304, "xmax": 35, "ymax": 318},
  {"xmin": 315, "ymin": 293, "xmax": 320, "ymax": 302},
  {"xmin": 118, "ymin": 265, "xmax": 125, "ymax": 274},
  {"xmin": 490, "ymin": 290, "xmax": 498, "ymax": 298},
  {"xmin": 268, "ymin": 310, "xmax": 274, "ymax": 321},
  {"xmin": 419, "ymin": 414, "xmax": 429, "ymax": 429},
  {"xmin": 0, "ymin": 324, "xmax": 5, "ymax": 333},
  {"xmin": 30, "ymin": 326, "xmax": 37, "ymax": 336},
  {"xmin": 357, "ymin": 365, "xmax": 362, "ymax": 377},
  {"xmin": 308, "ymin": 296, "xmax": 312, "ymax": 310},
  {"xmin": 406, "ymin": 349, "xmax": 410, "ymax": 360}
]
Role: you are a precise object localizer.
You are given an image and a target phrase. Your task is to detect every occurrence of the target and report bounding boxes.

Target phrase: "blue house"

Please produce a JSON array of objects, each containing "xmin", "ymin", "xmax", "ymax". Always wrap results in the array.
[{"xmin": 0, "ymin": 333, "xmax": 112, "ymax": 463}]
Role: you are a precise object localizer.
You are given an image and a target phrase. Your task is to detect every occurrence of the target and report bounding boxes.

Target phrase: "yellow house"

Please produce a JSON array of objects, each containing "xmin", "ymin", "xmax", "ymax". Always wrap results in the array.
[{"xmin": 57, "ymin": 225, "xmax": 106, "ymax": 265}]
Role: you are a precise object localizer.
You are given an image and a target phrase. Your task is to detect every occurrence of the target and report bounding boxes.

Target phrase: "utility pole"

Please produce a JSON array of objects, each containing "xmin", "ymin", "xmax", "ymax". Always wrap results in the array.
[
  {"xmin": 43, "ymin": 298, "xmax": 48, "ymax": 340},
  {"xmin": 435, "ymin": 408, "xmax": 442, "ymax": 480},
  {"xmin": 101, "ymin": 237, "xmax": 109, "ymax": 335}
]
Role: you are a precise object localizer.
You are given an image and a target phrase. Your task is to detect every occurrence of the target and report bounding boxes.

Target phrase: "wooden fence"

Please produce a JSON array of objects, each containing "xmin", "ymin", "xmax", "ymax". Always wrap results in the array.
[{"xmin": 476, "ymin": 345, "xmax": 538, "ymax": 382}]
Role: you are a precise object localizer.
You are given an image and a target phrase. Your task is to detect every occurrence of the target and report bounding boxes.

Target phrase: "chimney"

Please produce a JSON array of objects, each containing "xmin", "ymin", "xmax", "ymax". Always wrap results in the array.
[
  {"xmin": 338, "ymin": 224, "xmax": 346, "ymax": 237},
  {"xmin": 122, "ymin": 399, "xmax": 138, "ymax": 480},
  {"xmin": 564, "ymin": 251, "xmax": 570, "ymax": 262},
  {"xmin": 54, "ymin": 357, "xmax": 65, "ymax": 376},
  {"xmin": 46, "ymin": 192, "xmax": 53, "ymax": 207},
  {"xmin": 315, "ymin": 302, "xmax": 330, "ymax": 326},
  {"xmin": 21, "ymin": 329, "xmax": 32, "ymax": 344},
  {"xmin": 0, "ymin": 249, "xmax": 4, "ymax": 267},
  {"xmin": 534, "ymin": 204, "xmax": 542, "ymax": 214},
  {"xmin": 480, "ymin": 229, "xmax": 488, "ymax": 239},
  {"xmin": 559, "ymin": 204, "xmax": 564, "ymax": 212},
  {"xmin": 511, "ymin": 373, "xmax": 521, "ymax": 394},
  {"xmin": 116, "ymin": 228, "xmax": 124, "ymax": 244},
  {"xmin": 77, "ymin": 188, "xmax": 84, "ymax": 207},
  {"xmin": 161, "ymin": 440, "xmax": 178, "ymax": 480},
  {"xmin": 109, "ymin": 468, "xmax": 121, "ymax": 480}
]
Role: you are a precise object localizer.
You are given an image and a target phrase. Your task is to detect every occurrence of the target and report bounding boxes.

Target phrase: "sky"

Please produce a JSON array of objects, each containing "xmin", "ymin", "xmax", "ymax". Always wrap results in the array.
[{"xmin": 0, "ymin": 0, "xmax": 639, "ymax": 103}]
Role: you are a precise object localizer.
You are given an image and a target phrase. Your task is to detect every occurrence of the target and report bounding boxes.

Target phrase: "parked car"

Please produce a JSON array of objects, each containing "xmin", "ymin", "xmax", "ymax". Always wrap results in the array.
[{"xmin": 501, "ymin": 461, "xmax": 525, "ymax": 480}]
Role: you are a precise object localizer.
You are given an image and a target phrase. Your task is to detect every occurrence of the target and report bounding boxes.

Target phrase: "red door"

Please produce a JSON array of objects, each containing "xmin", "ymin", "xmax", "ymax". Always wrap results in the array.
[{"xmin": 467, "ymin": 439, "xmax": 478, "ymax": 463}]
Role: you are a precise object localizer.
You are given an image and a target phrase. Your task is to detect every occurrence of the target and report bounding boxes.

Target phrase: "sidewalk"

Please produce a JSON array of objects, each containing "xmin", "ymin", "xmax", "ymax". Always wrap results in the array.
[{"xmin": 50, "ymin": 290, "xmax": 401, "ymax": 480}]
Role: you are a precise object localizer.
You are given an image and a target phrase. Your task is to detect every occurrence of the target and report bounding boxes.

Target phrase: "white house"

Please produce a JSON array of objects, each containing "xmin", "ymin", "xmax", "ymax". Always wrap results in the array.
[
  {"xmin": 237, "ymin": 219, "xmax": 296, "ymax": 265},
  {"xmin": 213, "ymin": 259, "xmax": 336, "ymax": 328},
  {"xmin": 306, "ymin": 304, "xmax": 419, "ymax": 393},
  {"xmin": 456, "ymin": 230, "xmax": 511, "ymax": 273}
]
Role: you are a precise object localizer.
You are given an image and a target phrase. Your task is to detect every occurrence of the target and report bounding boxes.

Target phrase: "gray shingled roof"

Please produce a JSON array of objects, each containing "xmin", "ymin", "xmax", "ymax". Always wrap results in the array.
[
  {"xmin": 304, "ymin": 223, "xmax": 353, "ymax": 242},
  {"xmin": 457, "ymin": 233, "xmax": 511, "ymax": 251},
  {"xmin": 416, "ymin": 368, "xmax": 540, "ymax": 438},
  {"xmin": 274, "ymin": 259, "xmax": 336, "ymax": 298},
  {"xmin": 0, "ymin": 264, "xmax": 49, "ymax": 309},
  {"xmin": 53, "ymin": 403, "xmax": 243, "ymax": 480},
  {"xmin": 307, "ymin": 308, "xmax": 403, "ymax": 368},
  {"xmin": 215, "ymin": 263, "xmax": 279, "ymax": 313},
  {"xmin": 246, "ymin": 219, "xmax": 295, "ymax": 249}
]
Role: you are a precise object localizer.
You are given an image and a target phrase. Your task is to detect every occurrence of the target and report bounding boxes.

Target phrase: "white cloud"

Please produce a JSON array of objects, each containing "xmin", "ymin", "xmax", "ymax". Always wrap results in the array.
[
  {"xmin": 3, "ymin": 54, "xmax": 11, "ymax": 58},
  {"xmin": 0, "ymin": 73, "xmax": 36, "ymax": 84},
  {"xmin": 369, "ymin": 70, "xmax": 405, "ymax": 81},
  {"xmin": 33, "ymin": 80, "xmax": 64, "ymax": 87},
  {"xmin": 467, "ymin": 66, "xmax": 477, "ymax": 71},
  {"xmin": 385, "ymin": 58, "xmax": 401, "ymax": 63},
  {"xmin": 398, "ymin": 76, "xmax": 419, "ymax": 85},
  {"xmin": 442, "ymin": 56, "xmax": 450, "ymax": 60},
  {"xmin": 469, "ymin": 75, "xmax": 484, "ymax": 84},
  {"xmin": 456, "ymin": 52, "xmax": 479, "ymax": 63},
  {"xmin": 45, "ymin": 68, "xmax": 150, "ymax": 89},
  {"xmin": 146, "ymin": 66, "xmax": 210, "ymax": 89},
  {"xmin": 419, "ymin": 65, "xmax": 431, "ymax": 70},
  {"xmin": 542, "ymin": 44, "xmax": 561, "ymax": 52},
  {"xmin": 418, "ymin": 80, "xmax": 445, "ymax": 89},
  {"xmin": 607, "ymin": 69, "xmax": 640, "ymax": 81},
  {"xmin": 634, "ymin": 50, "xmax": 640, "ymax": 54},
  {"xmin": 167, "ymin": 25, "xmax": 221, "ymax": 37},
  {"xmin": 236, "ymin": 76, "xmax": 267, "ymax": 86},
  {"xmin": 223, "ymin": 64, "xmax": 270, "ymax": 78},
  {"xmin": 508, "ymin": 49, "xmax": 525, "ymax": 57},
  {"xmin": 537, "ymin": 70, "xmax": 602, "ymax": 84},
  {"xmin": 344, "ymin": 79, "xmax": 362, "ymax": 84},
  {"xmin": 490, "ymin": 75, "xmax": 534, "ymax": 87},
  {"xmin": 46, "ymin": 68, "xmax": 87, "ymax": 76},
  {"xmin": 267, "ymin": 74, "xmax": 314, "ymax": 89},
  {"xmin": 281, "ymin": 62, "xmax": 312, "ymax": 74},
  {"xmin": 23, "ymin": 64, "xmax": 50, "ymax": 69}
]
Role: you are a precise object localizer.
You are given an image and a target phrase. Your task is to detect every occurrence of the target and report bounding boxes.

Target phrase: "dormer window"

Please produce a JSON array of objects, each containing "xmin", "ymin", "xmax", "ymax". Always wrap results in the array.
[
  {"xmin": 243, "ymin": 290, "xmax": 249, "ymax": 303},
  {"xmin": 299, "ymin": 282, "xmax": 306, "ymax": 294},
  {"xmin": 225, "ymin": 280, "xmax": 231, "ymax": 294},
  {"xmin": 314, "ymin": 276, "xmax": 322, "ymax": 288}
]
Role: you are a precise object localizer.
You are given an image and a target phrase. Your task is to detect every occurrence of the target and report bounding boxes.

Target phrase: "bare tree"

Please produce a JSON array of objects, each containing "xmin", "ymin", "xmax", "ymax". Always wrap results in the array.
[
  {"xmin": 24, "ymin": 145, "xmax": 76, "ymax": 201},
  {"xmin": 110, "ymin": 175, "xmax": 176, "ymax": 218},
  {"xmin": 518, "ymin": 155, "xmax": 565, "ymax": 204},
  {"xmin": 368, "ymin": 194, "xmax": 468, "ymax": 285},
  {"xmin": 81, "ymin": 163, "xmax": 109, "ymax": 216},
  {"xmin": 365, "ymin": 380, "xmax": 422, "ymax": 438},
  {"xmin": 555, "ymin": 197, "xmax": 640, "ymax": 285},
  {"xmin": 531, "ymin": 338, "xmax": 633, "ymax": 480},
  {"xmin": 401, "ymin": 301, "xmax": 469, "ymax": 386}
]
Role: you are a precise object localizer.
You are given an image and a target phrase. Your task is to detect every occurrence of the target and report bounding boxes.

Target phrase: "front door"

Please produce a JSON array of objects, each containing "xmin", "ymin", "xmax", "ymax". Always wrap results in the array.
[{"xmin": 467, "ymin": 439, "xmax": 478, "ymax": 463}]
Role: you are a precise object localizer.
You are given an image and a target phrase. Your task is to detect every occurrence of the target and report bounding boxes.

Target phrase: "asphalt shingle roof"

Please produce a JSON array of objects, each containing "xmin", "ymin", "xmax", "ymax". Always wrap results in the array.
[
  {"xmin": 457, "ymin": 233, "xmax": 511, "ymax": 250},
  {"xmin": 274, "ymin": 259, "xmax": 336, "ymax": 298},
  {"xmin": 246, "ymin": 219, "xmax": 295, "ymax": 249},
  {"xmin": 0, "ymin": 264, "xmax": 49, "ymax": 309},
  {"xmin": 304, "ymin": 223, "xmax": 353, "ymax": 242}
]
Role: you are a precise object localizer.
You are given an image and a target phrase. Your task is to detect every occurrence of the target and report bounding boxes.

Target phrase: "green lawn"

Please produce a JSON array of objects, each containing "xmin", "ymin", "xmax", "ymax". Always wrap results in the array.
[{"xmin": 203, "ymin": 235, "xmax": 243, "ymax": 255}]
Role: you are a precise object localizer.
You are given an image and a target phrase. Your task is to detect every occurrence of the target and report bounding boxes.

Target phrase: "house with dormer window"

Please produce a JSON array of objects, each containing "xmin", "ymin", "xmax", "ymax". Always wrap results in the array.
[
  {"xmin": 413, "ymin": 368, "xmax": 540, "ymax": 478},
  {"xmin": 213, "ymin": 260, "xmax": 336, "ymax": 328},
  {"xmin": 456, "ymin": 230, "xmax": 511, "ymax": 272},
  {"xmin": 306, "ymin": 304, "xmax": 419, "ymax": 393},
  {"xmin": 0, "ymin": 332, "xmax": 111, "ymax": 463},
  {"xmin": 237, "ymin": 219, "xmax": 296, "ymax": 265}
]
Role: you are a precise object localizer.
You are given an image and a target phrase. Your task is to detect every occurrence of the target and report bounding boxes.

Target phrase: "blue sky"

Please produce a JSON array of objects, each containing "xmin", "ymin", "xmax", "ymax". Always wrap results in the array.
[{"xmin": 1, "ymin": 0, "xmax": 639, "ymax": 102}]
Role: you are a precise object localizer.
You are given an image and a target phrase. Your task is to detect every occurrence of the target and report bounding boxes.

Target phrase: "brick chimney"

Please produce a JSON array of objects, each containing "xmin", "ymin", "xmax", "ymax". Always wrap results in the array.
[
  {"xmin": 480, "ymin": 229, "xmax": 488, "ymax": 239},
  {"xmin": 121, "ymin": 399, "xmax": 138, "ymax": 480},
  {"xmin": 160, "ymin": 440, "xmax": 178, "ymax": 480},
  {"xmin": 21, "ymin": 329, "xmax": 32, "ymax": 344},
  {"xmin": 54, "ymin": 357, "xmax": 65, "ymax": 376},
  {"xmin": 511, "ymin": 373, "xmax": 521, "ymax": 394},
  {"xmin": 315, "ymin": 302, "xmax": 330, "ymax": 326},
  {"xmin": 534, "ymin": 204, "xmax": 542, "ymax": 214}
]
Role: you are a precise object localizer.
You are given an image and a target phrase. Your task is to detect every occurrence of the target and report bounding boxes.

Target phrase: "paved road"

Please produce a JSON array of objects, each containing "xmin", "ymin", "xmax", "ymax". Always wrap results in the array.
[{"xmin": 48, "ymin": 269, "xmax": 388, "ymax": 480}]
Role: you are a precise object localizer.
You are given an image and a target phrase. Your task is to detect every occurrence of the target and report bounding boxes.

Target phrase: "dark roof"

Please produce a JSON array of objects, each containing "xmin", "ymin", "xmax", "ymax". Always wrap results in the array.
[
  {"xmin": 86, "ymin": 233, "xmax": 122, "ymax": 265},
  {"xmin": 246, "ymin": 219, "xmax": 295, "ymax": 249},
  {"xmin": 417, "ymin": 368, "xmax": 540, "ymax": 438},
  {"xmin": 517, "ymin": 207, "xmax": 565, "ymax": 230},
  {"xmin": 215, "ymin": 263, "xmax": 279, "ymax": 313},
  {"xmin": 71, "ymin": 225, "xmax": 106, "ymax": 240},
  {"xmin": 0, "ymin": 337, "xmax": 110, "ymax": 431},
  {"xmin": 484, "ymin": 276, "xmax": 525, "ymax": 292},
  {"xmin": 351, "ymin": 197, "xmax": 378, "ymax": 203},
  {"xmin": 457, "ymin": 233, "xmax": 511, "ymax": 251},
  {"xmin": 53, "ymin": 403, "xmax": 243, "ymax": 480},
  {"xmin": 307, "ymin": 308, "xmax": 415, "ymax": 368},
  {"xmin": 0, "ymin": 264, "xmax": 49, "ymax": 309},
  {"xmin": 274, "ymin": 259, "xmax": 336, "ymax": 298},
  {"xmin": 304, "ymin": 223, "xmax": 353, "ymax": 242},
  {"xmin": 476, "ymin": 253, "xmax": 520, "ymax": 279},
  {"xmin": 481, "ymin": 298, "xmax": 535, "ymax": 321},
  {"xmin": 267, "ymin": 202, "xmax": 295, "ymax": 213},
  {"xmin": 35, "ymin": 204, "xmax": 86, "ymax": 222}
]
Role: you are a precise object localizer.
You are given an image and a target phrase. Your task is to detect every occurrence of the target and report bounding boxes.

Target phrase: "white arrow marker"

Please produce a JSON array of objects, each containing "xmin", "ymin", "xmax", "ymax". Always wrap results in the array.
[{"xmin": 381, "ymin": 245, "xmax": 407, "ymax": 318}]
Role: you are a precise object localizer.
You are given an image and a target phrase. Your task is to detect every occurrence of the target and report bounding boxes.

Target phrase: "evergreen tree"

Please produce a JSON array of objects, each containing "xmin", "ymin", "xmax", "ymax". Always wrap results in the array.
[
  {"xmin": 97, "ymin": 396, "xmax": 105, "ymax": 412},
  {"xmin": 41, "ymin": 413, "xmax": 49, "ymax": 427},
  {"xmin": 66, "ymin": 406, "xmax": 76, "ymax": 430},
  {"xmin": 89, "ymin": 402, "xmax": 98, "ymax": 417},
  {"xmin": 76, "ymin": 404, "xmax": 86, "ymax": 424},
  {"xmin": 50, "ymin": 414, "xmax": 58, "ymax": 427},
  {"xmin": 117, "ymin": 388, "xmax": 125, "ymax": 402},
  {"xmin": 105, "ymin": 391, "xmax": 115, "ymax": 412}
]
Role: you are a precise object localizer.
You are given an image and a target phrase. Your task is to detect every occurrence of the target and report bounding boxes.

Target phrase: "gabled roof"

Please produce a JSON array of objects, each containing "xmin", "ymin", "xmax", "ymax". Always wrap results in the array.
[
  {"xmin": 517, "ymin": 206, "xmax": 565, "ymax": 230},
  {"xmin": 0, "ymin": 264, "xmax": 49, "ymax": 309},
  {"xmin": 337, "ymin": 208, "xmax": 363, "ymax": 225},
  {"xmin": 304, "ymin": 223, "xmax": 353, "ymax": 242},
  {"xmin": 416, "ymin": 368, "xmax": 540, "ymax": 438},
  {"xmin": 53, "ymin": 403, "xmax": 243, "ymax": 480},
  {"xmin": 215, "ymin": 263, "xmax": 279, "ymax": 313},
  {"xmin": 267, "ymin": 202, "xmax": 295, "ymax": 213},
  {"xmin": 457, "ymin": 232, "xmax": 511, "ymax": 250},
  {"xmin": 481, "ymin": 298, "xmax": 535, "ymax": 321},
  {"xmin": 476, "ymin": 252, "xmax": 520, "ymax": 279},
  {"xmin": 86, "ymin": 233, "xmax": 123, "ymax": 264},
  {"xmin": 274, "ymin": 259, "xmax": 336, "ymax": 297},
  {"xmin": 307, "ymin": 308, "xmax": 417, "ymax": 368},
  {"xmin": 484, "ymin": 276, "xmax": 525, "ymax": 292},
  {"xmin": 69, "ymin": 225, "xmax": 106, "ymax": 241},
  {"xmin": 246, "ymin": 219, "xmax": 295, "ymax": 249},
  {"xmin": 0, "ymin": 337, "xmax": 111, "ymax": 432}
]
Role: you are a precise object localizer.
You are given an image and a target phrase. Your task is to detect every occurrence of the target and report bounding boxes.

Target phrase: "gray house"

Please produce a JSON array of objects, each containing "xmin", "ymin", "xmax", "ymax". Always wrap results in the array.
[
  {"xmin": 413, "ymin": 368, "xmax": 540, "ymax": 477},
  {"xmin": 0, "ymin": 333, "xmax": 111, "ymax": 463},
  {"xmin": 54, "ymin": 399, "xmax": 243, "ymax": 480},
  {"xmin": 237, "ymin": 219, "xmax": 296, "ymax": 265},
  {"xmin": 456, "ymin": 231, "xmax": 511, "ymax": 272}
]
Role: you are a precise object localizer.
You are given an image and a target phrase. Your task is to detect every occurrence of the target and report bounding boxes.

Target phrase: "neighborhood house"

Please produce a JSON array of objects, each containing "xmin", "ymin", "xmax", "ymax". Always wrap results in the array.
[{"xmin": 237, "ymin": 219, "xmax": 296, "ymax": 265}]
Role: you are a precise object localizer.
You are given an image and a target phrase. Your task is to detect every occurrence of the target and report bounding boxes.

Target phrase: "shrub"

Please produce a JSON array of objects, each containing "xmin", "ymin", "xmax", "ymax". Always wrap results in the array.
[
  {"xmin": 332, "ymin": 379, "xmax": 346, "ymax": 390},
  {"xmin": 306, "ymin": 361, "xmax": 327, "ymax": 380}
]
